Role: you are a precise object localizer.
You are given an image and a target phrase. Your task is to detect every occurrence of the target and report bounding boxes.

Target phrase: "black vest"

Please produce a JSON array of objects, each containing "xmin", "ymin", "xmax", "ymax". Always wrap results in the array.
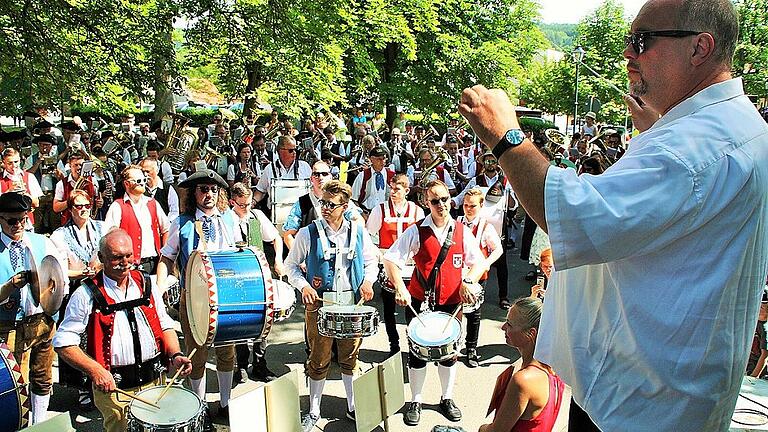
[
  {"xmin": 146, "ymin": 182, "xmax": 170, "ymax": 215},
  {"xmin": 298, "ymin": 194, "xmax": 317, "ymax": 229}
]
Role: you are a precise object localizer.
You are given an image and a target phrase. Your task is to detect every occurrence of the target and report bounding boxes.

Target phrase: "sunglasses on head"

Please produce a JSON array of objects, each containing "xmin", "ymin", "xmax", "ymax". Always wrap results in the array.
[
  {"xmin": 319, "ymin": 199, "xmax": 344, "ymax": 210},
  {"xmin": 0, "ymin": 215, "xmax": 28, "ymax": 226},
  {"xmin": 624, "ymin": 30, "xmax": 701, "ymax": 55},
  {"xmin": 428, "ymin": 196, "xmax": 450, "ymax": 206},
  {"xmin": 197, "ymin": 185, "xmax": 219, "ymax": 194},
  {"xmin": 72, "ymin": 203, "xmax": 92, "ymax": 210},
  {"xmin": 312, "ymin": 171, "xmax": 331, "ymax": 178}
]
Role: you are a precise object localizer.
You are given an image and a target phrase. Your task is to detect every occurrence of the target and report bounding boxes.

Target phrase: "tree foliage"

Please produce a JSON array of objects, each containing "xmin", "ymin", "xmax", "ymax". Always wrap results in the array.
[{"xmin": 734, "ymin": 0, "xmax": 768, "ymax": 99}]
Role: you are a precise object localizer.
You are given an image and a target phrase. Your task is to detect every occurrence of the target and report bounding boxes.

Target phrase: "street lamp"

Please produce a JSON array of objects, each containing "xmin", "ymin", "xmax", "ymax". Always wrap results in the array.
[{"xmin": 572, "ymin": 45, "xmax": 586, "ymax": 136}]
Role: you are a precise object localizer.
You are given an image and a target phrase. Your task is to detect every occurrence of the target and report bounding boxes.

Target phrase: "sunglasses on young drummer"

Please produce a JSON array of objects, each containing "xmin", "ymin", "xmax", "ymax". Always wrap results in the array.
[
  {"xmin": 312, "ymin": 171, "xmax": 331, "ymax": 178},
  {"xmin": 127, "ymin": 177, "xmax": 147, "ymax": 185},
  {"xmin": 233, "ymin": 201, "xmax": 249, "ymax": 209},
  {"xmin": 428, "ymin": 196, "xmax": 451, "ymax": 206},
  {"xmin": 0, "ymin": 215, "xmax": 28, "ymax": 226},
  {"xmin": 624, "ymin": 30, "xmax": 701, "ymax": 55},
  {"xmin": 72, "ymin": 203, "xmax": 92, "ymax": 210},
  {"xmin": 196, "ymin": 185, "xmax": 219, "ymax": 194},
  {"xmin": 319, "ymin": 199, "xmax": 344, "ymax": 210}
]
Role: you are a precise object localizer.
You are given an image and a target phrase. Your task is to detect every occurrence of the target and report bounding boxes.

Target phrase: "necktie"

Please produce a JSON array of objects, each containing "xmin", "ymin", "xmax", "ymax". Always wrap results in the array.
[
  {"xmin": 201, "ymin": 216, "xmax": 217, "ymax": 243},
  {"xmin": 375, "ymin": 172, "xmax": 384, "ymax": 190},
  {"xmin": 9, "ymin": 241, "xmax": 24, "ymax": 271}
]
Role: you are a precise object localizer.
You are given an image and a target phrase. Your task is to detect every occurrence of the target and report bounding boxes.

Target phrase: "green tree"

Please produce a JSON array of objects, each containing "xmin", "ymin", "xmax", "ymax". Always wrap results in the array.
[{"xmin": 734, "ymin": 0, "xmax": 768, "ymax": 100}]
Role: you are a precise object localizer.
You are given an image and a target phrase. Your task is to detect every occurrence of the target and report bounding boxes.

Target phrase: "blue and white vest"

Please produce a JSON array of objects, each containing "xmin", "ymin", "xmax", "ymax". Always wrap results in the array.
[
  {"xmin": 0, "ymin": 233, "xmax": 49, "ymax": 321},
  {"xmin": 176, "ymin": 211, "xmax": 236, "ymax": 289},
  {"xmin": 305, "ymin": 220, "xmax": 365, "ymax": 301}
]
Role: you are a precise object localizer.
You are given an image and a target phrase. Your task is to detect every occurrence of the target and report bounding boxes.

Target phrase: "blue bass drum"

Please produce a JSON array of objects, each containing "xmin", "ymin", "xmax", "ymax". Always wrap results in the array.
[
  {"xmin": 0, "ymin": 343, "xmax": 29, "ymax": 431},
  {"xmin": 185, "ymin": 247, "xmax": 275, "ymax": 346}
]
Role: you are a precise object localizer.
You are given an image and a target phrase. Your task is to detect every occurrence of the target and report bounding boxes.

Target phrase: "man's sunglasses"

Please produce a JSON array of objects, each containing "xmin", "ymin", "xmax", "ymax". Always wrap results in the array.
[
  {"xmin": 312, "ymin": 171, "xmax": 331, "ymax": 178},
  {"xmin": 0, "ymin": 215, "xmax": 28, "ymax": 226},
  {"xmin": 128, "ymin": 178, "xmax": 147, "ymax": 185},
  {"xmin": 624, "ymin": 30, "xmax": 701, "ymax": 55},
  {"xmin": 319, "ymin": 199, "xmax": 344, "ymax": 210},
  {"xmin": 72, "ymin": 203, "xmax": 92, "ymax": 210},
  {"xmin": 428, "ymin": 196, "xmax": 450, "ymax": 206},
  {"xmin": 197, "ymin": 185, "xmax": 219, "ymax": 194},
  {"xmin": 281, "ymin": 147, "xmax": 297, "ymax": 154}
]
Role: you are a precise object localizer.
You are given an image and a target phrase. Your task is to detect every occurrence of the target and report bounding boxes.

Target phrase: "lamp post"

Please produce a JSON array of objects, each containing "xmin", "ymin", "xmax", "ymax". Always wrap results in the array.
[{"xmin": 572, "ymin": 46, "xmax": 586, "ymax": 136}]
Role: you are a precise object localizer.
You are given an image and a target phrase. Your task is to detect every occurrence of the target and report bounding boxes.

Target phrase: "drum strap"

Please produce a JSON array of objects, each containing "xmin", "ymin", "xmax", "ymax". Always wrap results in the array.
[
  {"xmin": 414, "ymin": 225, "xmax": 454, "ymax": 309},
  {"xmin": 314, "ymin": 219, "xmax": 357, "ymax": 261}
]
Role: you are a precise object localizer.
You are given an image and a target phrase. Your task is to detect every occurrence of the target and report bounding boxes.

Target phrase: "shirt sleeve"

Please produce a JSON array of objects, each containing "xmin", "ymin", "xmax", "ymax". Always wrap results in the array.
[
  {"xmin": 26, "ymin": 174, "xmax": 43, "ymax": 199},
  {"xmin": 160, "ymin": 218, "xmax": 181, "ymax": 261},
  {"xmin": 155, "ymin": 201, "xmax": 171, "ymax": 234},
  {"xmin": 255, "ymin": 166, "xmax": 271, "ymax": 193},
  {"xmin": 360, "ymin": 226, "xmax": 379, "ymax": 283},
  {"xmin": 54, "ymin": 181, "xmax": 65, "ymax": 201},
  {"xmin": 462, "ymin": 228, "xmax": 482, "ymax": 268},
  {"xmin": 53, "ymin": 285, "xmax": 92, "ymax": 348},
  {"xmin": 482, "ymin": 224, "xmax": 503, "ymax": 256},
  {"xmin": 102, "ymin": 201, "xmax": 122, "ymax": 232},
  {"xmin": 383, "ymin": 224, "xmax": 419, "ymax": 267},
  {"xmin": 167, "ymin": 186, "xmax": 179, "ymax": 222},
  {"xmin": 365, "ymin": 204, "xmax": 384, "ymax": 244},
  {"xmin": 256, "ymin": 210, "xmax": 279, "ymax": 243},
  {"xmin": 281, "ymin": 201, "xmax": 303, "ymax": 232},
  {"xmin": 544, "ymin": 143, "xmax": 698, "ymax": 270},
  {"xmin": 151, "ymin": 279, "xmax": 175, "ymax": 331},
  {"xmin": 351, "ymin": 173, "xmax": 364, "ymax": 201},
  {"xmin": 285, "ymin": 227, "xmax": 311, "ymax": 289},
  {"xmin": 227, "ymin": 164, "xmax": 235, "ymax": 181}
]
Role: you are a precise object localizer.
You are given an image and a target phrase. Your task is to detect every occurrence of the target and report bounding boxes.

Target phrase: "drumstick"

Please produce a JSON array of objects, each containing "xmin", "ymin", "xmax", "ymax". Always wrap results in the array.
[
  {"xmin": 441, "ymin": 304, "xmax": 462, "ymax": 334},
  {"xmin": 113, "ymin": 387, "xmax": 160, "ymax": 409},
  {"xmin": 155, "ymin": 347, "xmax": 197, "ymax": 403},
  {"xmin": 320, "ymin": 298, "xmax": 345, "ymax": 306},
  {"xmin": 408, "ymin": 303, "xmax": 426, "ymax": 327}
]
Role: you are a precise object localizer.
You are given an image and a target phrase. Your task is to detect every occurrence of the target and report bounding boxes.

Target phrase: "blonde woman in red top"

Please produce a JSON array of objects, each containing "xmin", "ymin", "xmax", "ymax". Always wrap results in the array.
[{"xmin": 480, "ymin": 297, "xmax": 564, "ymax": 432}]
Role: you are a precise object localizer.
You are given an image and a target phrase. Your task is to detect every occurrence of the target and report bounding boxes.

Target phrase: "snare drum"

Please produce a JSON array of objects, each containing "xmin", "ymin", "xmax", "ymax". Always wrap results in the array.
[
  {"xmin": 271, "ymin": 178, "xmax": 310, "ymax": 231},
  {"xmin": 0, "ymin": 343, "xmax": 29, "ymax": 431},
  {"xmin": 272, "ymin": 279, "xmax": 296, "ymax": 322},
  {"xmin": 163, "ymin": 274, "xmax": 181, "ymax": 310},
  {"xmin": 127, "ymin": 386, "xmax": 204, "ymax": 432},
  {"xmin": 185, "ymin": 247, "xmax": 275, "ymax": 346},
  {"xmin": 462, "ymin": 283, "xmax": 485, "ymax": 313},
  {"xmin": 383, "ymin": 263, "xmax": 415, "ymax": 293},
  {"xmin": 407, "ymin": 311, "xmax": 462, "ymax": 362},
  {"xmin": 318, "ymin": 305, "xmax": 379, "ymax": 339}
]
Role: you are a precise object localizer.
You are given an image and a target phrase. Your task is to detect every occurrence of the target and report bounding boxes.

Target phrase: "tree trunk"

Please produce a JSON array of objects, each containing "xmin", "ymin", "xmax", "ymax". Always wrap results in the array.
[
  {"xmin": 243, "ymin": 60, "xmax": 265, "ymax": 118},
  {"xmin": 152, "ymin": 18, "xmax": 176, "ymax": 122},
  {"xmin": 383, "ymin": 42, "xmax": 399, "ymax": 127}
]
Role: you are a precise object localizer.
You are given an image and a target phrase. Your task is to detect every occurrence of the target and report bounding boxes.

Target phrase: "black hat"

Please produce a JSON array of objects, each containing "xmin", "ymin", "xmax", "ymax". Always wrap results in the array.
[
  {"xmin": 0, "ymin": 192, "xmax": 32, "ymax": 212},
  {"xmin": 35, "ymin": 120, "xmax": 54, "ymax": 130},
  {"xmin": 33, "ymin": 134, "xmax": 56, "ymax": 145},
  {"xmin": 22, "ymin": 111, "xmax": 39, "ymax": 118},
  {"xmin": 177, "ymin": 168, "xmax": 228, "ymax": 189},
  {"xmin": 462, "ymin": 135, "xmax": 474, "ymax": 142},
  {"xmin": 369, "ymin": 146, "xmax": 389, "ymax": 158},
  {"xmin": 60, "ymin": 121, "xmax": 81, "ymax": 132}
]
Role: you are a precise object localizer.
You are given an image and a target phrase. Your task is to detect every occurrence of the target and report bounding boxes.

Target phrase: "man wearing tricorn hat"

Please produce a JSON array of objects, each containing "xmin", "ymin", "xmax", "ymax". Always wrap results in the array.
[
  {"xmin": 0, "ymin": 192, "xmax": 67, "ymax": 424},
  {"xmin": 156, "ymin": 168, "xmax": 237, "ymax": 423}
]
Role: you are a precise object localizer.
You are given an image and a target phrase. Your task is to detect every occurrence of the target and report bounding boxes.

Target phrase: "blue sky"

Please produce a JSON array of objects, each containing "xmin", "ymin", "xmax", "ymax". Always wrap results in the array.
[{"xmin": 539, "ymin": 0, "xmax": 647, "ymax": 24}]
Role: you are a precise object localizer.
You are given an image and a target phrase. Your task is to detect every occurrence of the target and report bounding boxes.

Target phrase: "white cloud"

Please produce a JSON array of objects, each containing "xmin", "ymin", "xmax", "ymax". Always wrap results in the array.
[{"xmin": 539, "ymin": 0, "xmax": 647, "ymax": 24}]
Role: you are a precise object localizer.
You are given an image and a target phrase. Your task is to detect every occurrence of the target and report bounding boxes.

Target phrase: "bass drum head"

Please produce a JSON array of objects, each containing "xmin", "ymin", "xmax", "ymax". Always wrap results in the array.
[
  {"xmin": 0, "ymin": 343, "xmax": 29, "ymax": 431},
  {"xmin": 130, "ymin": 386, "xmax": 203, "ymax": 427},
  {"xmin": 185, "ymin": 251, "xmax": 216, "ymax": 346}
]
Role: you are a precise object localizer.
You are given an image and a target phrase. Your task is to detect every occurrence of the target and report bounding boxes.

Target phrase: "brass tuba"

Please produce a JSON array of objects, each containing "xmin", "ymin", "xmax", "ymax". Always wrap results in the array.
[
  {"xmin": 544, "ymin": 129, "xmax": 567, "ymax": 154},
  {"xmin": 416, "ymin": 147, "xmax": 449, "ymax": 206},
  {"xmin": 161, "ymin": 113, "xmax": 199, "ymax": 174}
]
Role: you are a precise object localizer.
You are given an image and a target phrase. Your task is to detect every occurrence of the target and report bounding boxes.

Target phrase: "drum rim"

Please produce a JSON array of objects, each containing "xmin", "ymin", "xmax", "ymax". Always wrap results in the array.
[
  {"xmin": 0, "ymin": 343, "xmax": 29, "ymax": 430},
  {"xmin": 129, "ymin": 385, "xmax": 203, "ymax": 425},
  {"xmin": 185, "ymin": 251, "xmax": 218, "ymax": 347}
]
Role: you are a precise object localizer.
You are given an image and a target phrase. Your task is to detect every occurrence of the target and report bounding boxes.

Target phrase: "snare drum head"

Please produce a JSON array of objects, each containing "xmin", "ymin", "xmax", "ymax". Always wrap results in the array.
[
  {"xmin": 130, "ymin": 386, "xmax": 202, "ymax": 426},
  {"xmin": 408, "ymin": 311, "xmax": 461, "ymax": 346},
  {"xmin": 320, "ymin": 305, "xmax": 377, "ymax": 315},
  {"xmin": 0, "ymin": 343, "xmax": 29, "ymax": 431}
]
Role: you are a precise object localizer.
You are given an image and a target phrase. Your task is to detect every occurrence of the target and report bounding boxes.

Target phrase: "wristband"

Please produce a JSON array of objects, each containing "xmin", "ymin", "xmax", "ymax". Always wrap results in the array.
[{"xmin": 170, "ymin": 352, "xmax": 183, "ymax": 360}]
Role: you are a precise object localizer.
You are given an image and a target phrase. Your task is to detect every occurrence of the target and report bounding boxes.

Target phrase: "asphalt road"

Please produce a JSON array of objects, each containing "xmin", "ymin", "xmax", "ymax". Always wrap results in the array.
[{"xmin": 44, "ymin": 247, "xmax": 566, "ymax": 432}]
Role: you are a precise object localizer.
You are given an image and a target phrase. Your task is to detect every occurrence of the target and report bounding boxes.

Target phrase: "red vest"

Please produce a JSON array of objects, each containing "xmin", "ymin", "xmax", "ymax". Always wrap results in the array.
[
  {"xmin": 359, "ymin": 168, "xmax": 395, "ymax": 204},
  {"xmin": 0, "ymin": 171, "xmax": 36, "ymax": 224},
  {"xmin": 116, "ymin": 197, "xmax": 162, "ymax": 263},
  {"xmin": 435, "ymin": 166, "xmax": 450, "ymax": 184},
  {"xmin": 461, "ymin": 216, "xmax": 490, "ymax": 281},
  {"xmin": 409, "ymin": 220, "xmax": 465, "ymax": 305},
  {"xmin": 61, "ymin": 177, "xmax": 97, "ymax": 225},
  {"xmin": 85, "ymin": 271, "xmax": 166, "ymax": 371},
  {"xmin": 378, "ymin": 200, "xmax": 419, "ymax": 249}
]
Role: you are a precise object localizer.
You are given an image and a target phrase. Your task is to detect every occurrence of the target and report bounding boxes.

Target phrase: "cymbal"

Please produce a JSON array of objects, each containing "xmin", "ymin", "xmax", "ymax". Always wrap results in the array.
[{"xmin": 31, "ymin": 256, "xmax": 67, "ymax": 316}]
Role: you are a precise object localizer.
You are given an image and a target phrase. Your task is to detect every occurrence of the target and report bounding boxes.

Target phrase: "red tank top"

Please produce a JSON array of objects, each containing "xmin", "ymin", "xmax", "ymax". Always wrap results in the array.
[{"xmin": 488, "ymin": 363, "xmax": 565, "ymax": 432}]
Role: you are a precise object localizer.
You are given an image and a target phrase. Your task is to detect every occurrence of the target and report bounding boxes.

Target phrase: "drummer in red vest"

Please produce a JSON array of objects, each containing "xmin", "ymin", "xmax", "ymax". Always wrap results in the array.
[
  {"xmin": 457, "ymin": 188, "xmax": 504, "ymax": 368},
  {"xmin": 384, "ymin": 179, "xmax": 486, "ymax": 426},
  {"xmin": 103, "ymin": 165, "xmax": 170, "ymax": 274},
  {"xmin": 351, "ymin": 145, "xmax": 394, "ymax": 215},
  {"xmin": 52, "ymin": 151, "xmax": 101, "ymax": 225},
  {"xmin": 365, "ymin": 173, "xmax": 424, "ymax": 355},
  {"xmin": 0, "ymin": 148, "xmax": 43, "ymax": 230},
  {"xmin": 55, "ymin": 229, "xmax": 191, "ymax": 432},
  {"xmin": 285, "ymin": 180, "xmax": 378, "ymax": 432}
]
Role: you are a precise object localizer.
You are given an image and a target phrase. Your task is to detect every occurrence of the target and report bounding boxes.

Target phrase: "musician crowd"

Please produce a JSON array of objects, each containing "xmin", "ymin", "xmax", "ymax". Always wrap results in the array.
[{"xmin": 0, "ymin": 106, "xmax": 626, "ymax": 432}]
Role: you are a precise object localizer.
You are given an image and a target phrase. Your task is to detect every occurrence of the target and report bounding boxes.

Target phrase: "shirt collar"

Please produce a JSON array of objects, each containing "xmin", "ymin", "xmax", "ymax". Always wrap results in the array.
[
  {"xmin": 195, "ymin": 208, "xmax": 221, "ymax": 220},
  {"xmin": 652, "ymin": 78, "xmax": 745, "ymax": 131},
  {"xmin": 122, "ymin": 193, "xmax": 149, "ymax": 204},
  {"xmin": 0, "ymin": 232, "xmax": 21, "ymax": 248},
  {"xmin": 103, "ymin": 272, "xmax": 138, "ymax": 293},
  {"xmin": 421, "ymin": 214, "xmax": 455, "ymax": 231},
  {"xmin": 3, "ymin": 170, "xmax": 18, "ymax": 179}
]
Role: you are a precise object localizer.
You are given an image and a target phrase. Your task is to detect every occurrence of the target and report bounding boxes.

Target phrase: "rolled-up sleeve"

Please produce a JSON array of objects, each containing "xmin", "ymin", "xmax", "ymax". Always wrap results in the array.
[
  {"xmin": 53, "ymin": 286, "xmax": 91, "ymax": 348},
  {"xmin": 544, "ymin": 142, "xmax": 697, "ymax": 270},
  {"xmin": 282, "ymin": 201, "xmax": 303, "ymax": 232},
  {"xmin": 286, "ymin": 227, "xmax": 311, "ymax": 289},
  {"xmin": 383, "ymin": 224, "xmax": 419, "ymax": 267}
]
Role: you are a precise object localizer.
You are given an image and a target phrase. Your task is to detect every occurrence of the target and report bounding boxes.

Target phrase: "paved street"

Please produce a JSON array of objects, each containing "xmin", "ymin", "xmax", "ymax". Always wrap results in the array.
[{"xmin": 46, "ymin": 248, "xmax": 563, "ymax": 432}]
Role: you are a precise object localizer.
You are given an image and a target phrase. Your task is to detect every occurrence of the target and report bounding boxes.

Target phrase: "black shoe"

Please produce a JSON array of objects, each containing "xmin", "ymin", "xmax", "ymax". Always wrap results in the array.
[
  {"xmin": 203, "ymin": 407, "xmax": 215, "ymax": 432},
  {"xmin": 237, "ymin": 368, "xmax": 248, "ymax": 384},
  {"xmin": 389, "ymin": 344, "xmax": 400, "ymax": 357},
  {"xmin": 301, "ymin": 413, "xmax": 320, "ymax": 432},
  {"xmin": 439, "ymin": 398, "xmax": 462, "ymax": 422},
  {"xmin": 499, "ymin": 299, "xmax": 511, "ymax": 310},
  {"xmin": 251, "ymin": 359, "xmax": 277, "ymax": 382},
  {"xmin": 346, "ymin": 409, "xmax": 356, "ymax": 421},
  {"xmin": 403, "ymin": 401, "xmax": 422, "ymax": 426},
  {"xmin": 465, "ymin": 348, "xmax": 479, "ymax": 368}
]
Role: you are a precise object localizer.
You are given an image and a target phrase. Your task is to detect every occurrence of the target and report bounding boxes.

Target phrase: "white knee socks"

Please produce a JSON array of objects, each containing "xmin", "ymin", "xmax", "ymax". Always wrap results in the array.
[
  {"xmin": 30, "ymin": 393, "xmax": 50, "ymax": 424},
  {"xmin": 438, "ymin": 364, "xmax": 457, "ymax": 400},
  {"xmin": 217, "ymin": 370, "xmax": 233, "ymax": 408},
  {"xmin": 342, "ymin": 374, "xmax": 355, "ymax": 412},
  {"xmin": 408, "ymin": 367, "xmax": 427, "ymax": 403},
  {"xmin": 308, "ymin": 378, "xmax": 326, "ymax": 417},
  {"xmin": 190, "ymin": 375, "xmax": 206, "ymax": 400}
]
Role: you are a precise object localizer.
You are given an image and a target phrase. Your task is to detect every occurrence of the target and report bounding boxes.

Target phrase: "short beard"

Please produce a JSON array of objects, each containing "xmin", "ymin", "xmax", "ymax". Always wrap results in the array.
[{"xmin": 630, "ymin": 78, "xmax": 648, "ymax": 97}]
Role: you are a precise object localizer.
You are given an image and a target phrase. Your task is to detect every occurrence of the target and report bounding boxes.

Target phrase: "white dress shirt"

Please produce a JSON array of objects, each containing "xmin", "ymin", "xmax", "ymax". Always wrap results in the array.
[
  {"xmin": 457, "ymin": 215, "xmax": 502, "ymax": 258},
  {"xmin": 537, "ymin": 78, "xmax": 768, "ymax": 432},
  {"xmin": 255, "ymin": 160, "xmax": 312, "ymax": 206},
  {"xmin": 351, "ymin": 167, "xmax": 390, "ymax": 211},
  {"xmin": 161, "ymin": 208, "xmax": 235, "ymax": 260},
  {"xmin": 53, "ymin": 274, "xmax": 174, "ymax": 366},
  {"xmin": 103, "ymin": 194, "xmax": 171, "ymax": 258},
  {"xmin": 285, "ymin": 218, "xmax": 378, "ymax": 293},
  {"xmin": 233, "ymin": 208, "xmax": 279, "ymax": 244}
]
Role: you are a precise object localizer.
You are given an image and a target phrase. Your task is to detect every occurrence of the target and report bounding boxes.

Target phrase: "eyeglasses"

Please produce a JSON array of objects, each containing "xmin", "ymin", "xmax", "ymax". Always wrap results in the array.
[
  {"xmin": 428, "ymin": 196, "xmax": 450, "ymax": 206},
  {"xmin": 233, "ymin": 201, "xmax": 249, "ymax": 209},
  {"xmin": 128, "ymin": 178, "xmax": 147, "ymax": 185},
  {"xmin": 483, "ymin": 159, "xmax": 498, "ymax": 165},
  {"xmin": 281, "ymin": 147, "xmax": 296, "ymax": 154},
  {"xmin": 463, "ymin": 203, "xmax": 479, "ymax": 209},
  {"xmin": 319, "ymin": 199, "xmax": 344, "ymax": 210},
  {"xmin": 72, "ymin": 203, "xmax": 92, "ymax": 210},
  {"xmin": 624, "ymin": 30, "xmax": 701, "ymax": 55},
  {"xmin": 0, "ymin": 215, "xmax": 28, "ymax": 226},
  {"xmin": 312, "ymin": 171, "xmax": 331, "ymax": 178},
  {"xmin": 197, "ymin": 185, "xmax": 219, "ymax": 194}
]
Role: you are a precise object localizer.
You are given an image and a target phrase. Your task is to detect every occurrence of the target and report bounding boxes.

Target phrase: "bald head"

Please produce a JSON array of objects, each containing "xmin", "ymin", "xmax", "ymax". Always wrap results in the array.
[
  {"xmin": 100, "ymin": 229, "xmax": 133, "ymax": 258},
  {"xmin": 99, "ymin": 229, "xmax": 134, "ymax": 281}
]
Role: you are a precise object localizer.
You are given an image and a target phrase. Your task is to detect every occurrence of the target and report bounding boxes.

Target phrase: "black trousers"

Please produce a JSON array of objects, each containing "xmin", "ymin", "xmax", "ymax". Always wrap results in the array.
[
  {"xmin": 236, "ymin": 338, "xmax": 267, "ymax": 369},
  {"xmin": 405, "ymin": 299, "xmax": 461, "ymax": 369},
  {"xmin": 464, "ymin": 280, "xmax": 487, "ymax": 350},
  {"xmin": 569, "ymin": 399, "xmax": 601, "ymax": 431},
  {"xmin": 492, "ymin": 252, "xmax": 509, "ymax": 301},
  {"xmin": 380, "ymin": 286, "xmax": 399, "ymax": 348}
]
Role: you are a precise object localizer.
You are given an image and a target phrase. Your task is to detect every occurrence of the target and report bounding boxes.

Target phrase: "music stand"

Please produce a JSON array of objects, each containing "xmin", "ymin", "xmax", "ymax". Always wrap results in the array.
[
  {"xmin": 229, "ymin": 369, "xmax": 301, "ymax": 432},
  {"xmin": 354, "ymin": 353, "xmax": 405, "ymax": 432}
]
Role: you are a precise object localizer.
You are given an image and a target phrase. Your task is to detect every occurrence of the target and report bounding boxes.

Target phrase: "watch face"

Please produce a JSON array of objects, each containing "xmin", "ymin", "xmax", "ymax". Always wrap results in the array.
[{"xmin": 505, "ymin": 129, "xmax": 525, "ymax": 145}]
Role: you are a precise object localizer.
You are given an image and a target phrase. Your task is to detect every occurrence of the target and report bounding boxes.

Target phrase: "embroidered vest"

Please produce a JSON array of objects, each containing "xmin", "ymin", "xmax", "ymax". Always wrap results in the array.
[
  {"xmin": 305, "ymin": 220, "xmax": 365, "ymax": 301},
  {"xmin": 409, "ymin": 221, "xmax": 465, "ymax": 305},
  {"xmin": 378, "ymin": 200, "xmax": 418, "ymax": 249},
  {"xmin": 116, "ymin": 198, "xmax": 162, "ymax": 262}
]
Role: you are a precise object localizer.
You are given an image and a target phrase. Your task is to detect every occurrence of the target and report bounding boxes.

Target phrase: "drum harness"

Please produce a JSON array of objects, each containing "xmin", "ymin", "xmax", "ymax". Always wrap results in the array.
[
  {"xmin": 83, "ymin": 272, "xmax": 164, "ymax": 390},
  {"xmin": 413, "ymin": 224, "xmax": 454, "ymax": 312},
  {"xmin": 313, "ymin": 219, "xmax": 358, "ymax": 301}
]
